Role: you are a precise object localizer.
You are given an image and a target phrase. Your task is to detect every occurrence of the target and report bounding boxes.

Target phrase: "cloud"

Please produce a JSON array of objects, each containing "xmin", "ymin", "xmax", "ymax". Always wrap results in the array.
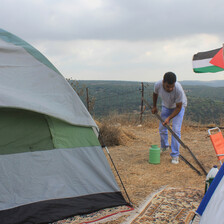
[
  {"xmin": 2, "ymin": 0, "xmax": 224, "ymax": 41},
  {"xmin": 33, "ymin": 33, "xmax": 222, "ymax": 81},
  {"xmin": 0, "ymin": 0, "xmax": 224, "ymax": 82}
]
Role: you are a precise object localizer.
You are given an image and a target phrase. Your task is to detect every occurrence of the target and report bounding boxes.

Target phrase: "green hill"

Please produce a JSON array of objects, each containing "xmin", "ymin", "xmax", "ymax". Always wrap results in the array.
[{"xmin": 69, "ymin": 80, "xmax": 224, "ymax": 125}]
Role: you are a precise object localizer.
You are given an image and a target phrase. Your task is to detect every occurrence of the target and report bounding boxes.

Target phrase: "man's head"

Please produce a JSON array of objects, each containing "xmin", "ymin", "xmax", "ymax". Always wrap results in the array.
[{"xmin": 163, "ymin": 72, "xmax": 176, "ymax": 92}]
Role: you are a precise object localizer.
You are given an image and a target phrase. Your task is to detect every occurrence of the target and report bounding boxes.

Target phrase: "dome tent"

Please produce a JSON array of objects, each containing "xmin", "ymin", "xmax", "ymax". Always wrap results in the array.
[{"xmin": 0, "ymin": 29, "xmax": 128, "ymax": 224}]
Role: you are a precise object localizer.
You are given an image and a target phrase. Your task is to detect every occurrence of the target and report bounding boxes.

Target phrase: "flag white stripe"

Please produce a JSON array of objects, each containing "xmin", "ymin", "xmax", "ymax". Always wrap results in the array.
[{"xmin": 192, "ymin": 58, "xmax": 212, "ymax": 68}]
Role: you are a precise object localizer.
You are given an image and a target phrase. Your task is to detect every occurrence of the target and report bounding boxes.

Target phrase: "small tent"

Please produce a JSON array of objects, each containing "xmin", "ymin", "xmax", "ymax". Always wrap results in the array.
[{"xmin": 0, "ymin": 29, "xmax": 128, "ymax": 224}]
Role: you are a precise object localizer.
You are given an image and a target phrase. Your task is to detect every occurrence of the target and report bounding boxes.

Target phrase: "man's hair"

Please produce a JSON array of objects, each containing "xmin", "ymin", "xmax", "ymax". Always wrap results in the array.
[{"xmin": 163, "ymin": 72, "xmax": 176, "ymax": 84}]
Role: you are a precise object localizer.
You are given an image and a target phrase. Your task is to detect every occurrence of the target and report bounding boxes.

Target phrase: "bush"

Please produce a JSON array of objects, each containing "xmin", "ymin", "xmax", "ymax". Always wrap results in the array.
[{"xmin": 98, "ymin": 123, "xmax": 121, "ymax": 146}]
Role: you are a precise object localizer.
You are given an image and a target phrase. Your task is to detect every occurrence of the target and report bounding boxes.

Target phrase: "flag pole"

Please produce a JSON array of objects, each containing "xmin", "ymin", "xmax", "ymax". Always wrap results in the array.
[{"xmin": 222, "ymin": 43, "xmax": 224, "ymax": 61}]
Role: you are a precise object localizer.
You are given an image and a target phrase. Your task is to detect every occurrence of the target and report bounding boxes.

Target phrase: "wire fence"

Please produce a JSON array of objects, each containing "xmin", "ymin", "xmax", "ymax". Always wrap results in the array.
[
  {"xmin": 75, "ymin": 81, "xmax": 156, "ymax": 123},
  {"xmin": 67, "ymin": 79, "xmax": 224, "ymax": 125}
]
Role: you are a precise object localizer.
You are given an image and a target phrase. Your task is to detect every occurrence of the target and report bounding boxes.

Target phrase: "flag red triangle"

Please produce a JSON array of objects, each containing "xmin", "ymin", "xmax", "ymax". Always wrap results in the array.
[{"xmin": 209, "ymin": 48, "xmax": 224, "ymax": 69}]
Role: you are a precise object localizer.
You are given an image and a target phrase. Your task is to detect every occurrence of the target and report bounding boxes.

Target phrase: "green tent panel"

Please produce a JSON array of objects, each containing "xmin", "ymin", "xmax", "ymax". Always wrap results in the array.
[
  {"xmin": 0, "ymin": 109, "xmax": 53, "ymax": 155},
  {"xmin": 47, "ymin": 116, "xmax": 100, "ymax": 149},
  {"xmin": 0, "ymin": 108, "xmax": 100, "ymax": 155}
]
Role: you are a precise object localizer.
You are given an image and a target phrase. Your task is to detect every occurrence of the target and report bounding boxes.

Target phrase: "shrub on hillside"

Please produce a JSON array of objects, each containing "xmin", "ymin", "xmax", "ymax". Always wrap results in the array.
[{"xmin": 98, "ymin": 123, "xmax": 121, "ymax": 146}]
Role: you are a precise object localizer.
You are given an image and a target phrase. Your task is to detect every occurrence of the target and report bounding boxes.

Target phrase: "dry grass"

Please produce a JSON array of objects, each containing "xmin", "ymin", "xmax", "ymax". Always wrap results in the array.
[
  {"xmin": 98, "ymin": 111, "xmax": 141, "ymax": 125},
  {"xmin": 97, "ymin": 120, "xmax": 137, "ymax": 146},
  {"xmin": 96, "ymin": 113, "xmax": 216, "ymax": 147},
  {"xmin": 94, "ymin": 113, "xmax": 222, "ymax": 224}
]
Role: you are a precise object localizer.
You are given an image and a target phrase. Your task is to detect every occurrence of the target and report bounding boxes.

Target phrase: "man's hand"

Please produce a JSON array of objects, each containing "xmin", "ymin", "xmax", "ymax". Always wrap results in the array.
[
  {"xmin": 162, "ymin": 103, "xmax": 182, "ymax": 126},
  {"xmin": 162, "ymin": 117, "xmax": 170, "ymax": 126},
  {"xmin": 151, "ymin": 106, "xmax": 158, "ymax": 114}
]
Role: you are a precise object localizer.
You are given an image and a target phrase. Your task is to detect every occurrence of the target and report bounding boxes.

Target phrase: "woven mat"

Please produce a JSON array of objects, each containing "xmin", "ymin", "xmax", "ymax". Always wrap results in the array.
[
  {"xmin": 126, "ymin": 187, "xmax": 203, "ymax": 224},
  {"xmin": 52, "ymin": 205, "xmax": 133, "ymax": 224}
]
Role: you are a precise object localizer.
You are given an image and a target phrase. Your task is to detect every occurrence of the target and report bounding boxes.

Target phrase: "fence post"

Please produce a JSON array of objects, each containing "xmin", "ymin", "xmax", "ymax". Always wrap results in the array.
[
  {"xmin": 140, "ymin": 82, "xmax": 144, "ymax": 123},
  {"xmin": 86, "ymin": 87, "xmax": 90, "ymax": 112}
]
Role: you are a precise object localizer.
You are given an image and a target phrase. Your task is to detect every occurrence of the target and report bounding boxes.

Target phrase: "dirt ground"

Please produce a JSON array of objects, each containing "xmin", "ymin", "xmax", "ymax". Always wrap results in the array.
[{"xmin": 102, "ymin": 121, "xmax": 220, "ymax": 223}]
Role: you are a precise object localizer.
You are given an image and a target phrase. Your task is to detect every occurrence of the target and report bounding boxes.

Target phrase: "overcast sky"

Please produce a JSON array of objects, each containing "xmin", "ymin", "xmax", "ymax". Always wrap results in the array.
[{"xmin": 1, "ymin": 0, "xmax": 224, "ymax": 82}]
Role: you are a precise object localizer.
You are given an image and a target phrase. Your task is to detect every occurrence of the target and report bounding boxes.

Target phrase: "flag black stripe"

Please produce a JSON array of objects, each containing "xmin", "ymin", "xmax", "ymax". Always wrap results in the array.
[{"xmin": 193, "ymin": 48, "xmax": 221, "ymax": 60}]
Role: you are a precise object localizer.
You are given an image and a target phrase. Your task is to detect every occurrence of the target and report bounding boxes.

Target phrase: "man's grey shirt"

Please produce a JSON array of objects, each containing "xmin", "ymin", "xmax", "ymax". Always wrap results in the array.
[{"xmin": 154, "ymin": 80, "xmax": 187, "ymax": 109}]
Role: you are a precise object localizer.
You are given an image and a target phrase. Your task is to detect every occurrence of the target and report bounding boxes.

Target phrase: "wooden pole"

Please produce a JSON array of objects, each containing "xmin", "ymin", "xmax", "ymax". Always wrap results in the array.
[
  {"xmin": 86, "ymin": 87, "xmax": 90, "ymax": 112},
  {"xmin": 223, "ymin": 43, "xmax": 224, "ymax": 61},
  {"xmin": 140, "ymin": 82, "xmax": 144, "ymax": 123}
]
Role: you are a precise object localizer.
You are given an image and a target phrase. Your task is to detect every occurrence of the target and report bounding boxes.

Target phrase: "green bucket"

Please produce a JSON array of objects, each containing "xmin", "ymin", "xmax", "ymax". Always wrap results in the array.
[{"xmin": 149, "ymin": 145, "xmax": 160, "ymax": 164}]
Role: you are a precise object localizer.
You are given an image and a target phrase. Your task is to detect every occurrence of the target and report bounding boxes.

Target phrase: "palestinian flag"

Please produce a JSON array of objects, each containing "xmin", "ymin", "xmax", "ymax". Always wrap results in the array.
[{"xmin": 193, "ymin": 47, "xmax": 224, "ymax": 73}]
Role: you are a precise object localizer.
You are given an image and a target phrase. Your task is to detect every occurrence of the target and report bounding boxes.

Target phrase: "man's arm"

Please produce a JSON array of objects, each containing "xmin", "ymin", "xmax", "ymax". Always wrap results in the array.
[
  {"xmin": 162, "ymin": 102, "xmax": 182, "ymax": 125},
  {"xmin": 151, "ymin": 92, "xmax": 158, "ymax": 114}
]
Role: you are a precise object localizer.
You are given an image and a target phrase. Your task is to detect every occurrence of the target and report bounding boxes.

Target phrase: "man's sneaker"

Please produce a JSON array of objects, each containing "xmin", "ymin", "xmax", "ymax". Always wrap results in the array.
[
  {"xmin": 171, "ymin": 157, "xmax": 179, "ymax": 164},
  {"xmin": 160, "ymin": 146, "xmax": 170, "ymax": 153}
]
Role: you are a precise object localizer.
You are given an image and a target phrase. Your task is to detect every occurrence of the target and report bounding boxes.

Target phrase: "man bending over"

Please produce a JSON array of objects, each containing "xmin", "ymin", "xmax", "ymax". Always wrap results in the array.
[{"xmin": 151, "ymin": 72, "xmax": 187, "ymax": 164}]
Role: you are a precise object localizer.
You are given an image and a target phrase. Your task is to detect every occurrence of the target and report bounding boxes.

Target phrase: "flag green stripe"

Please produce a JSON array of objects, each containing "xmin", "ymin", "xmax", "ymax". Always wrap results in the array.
[
  {"xmin": 0, "ymin": 28, "xmax": 61, "ymax": 75},
  {"xmin": 193, "ymin": 65, "xmax": 224, "ymax": 73}
]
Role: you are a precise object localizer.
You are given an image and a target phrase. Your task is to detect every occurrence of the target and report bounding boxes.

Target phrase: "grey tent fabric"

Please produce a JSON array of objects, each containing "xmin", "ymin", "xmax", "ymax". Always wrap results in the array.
[{"xmin": 0, "ymin": 37, "xmax": 96, "ymax": 128}]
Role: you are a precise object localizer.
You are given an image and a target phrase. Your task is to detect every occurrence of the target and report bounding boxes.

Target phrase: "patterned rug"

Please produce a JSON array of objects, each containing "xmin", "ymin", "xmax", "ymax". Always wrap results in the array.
[
  {"xmin": 125, "ymin": 187, "xmax": 203, "ymax": 224},
  {"xmin": 52, "ymin": 205, "xmax": 133, "ymax": 224}
]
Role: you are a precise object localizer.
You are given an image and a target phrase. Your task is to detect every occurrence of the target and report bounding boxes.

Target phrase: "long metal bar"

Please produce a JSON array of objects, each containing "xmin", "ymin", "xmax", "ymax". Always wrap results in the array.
[
  {"xmin": 143, "ymin": 98, "xmax": 207, "ymax": 176},
  {"xmin": 179, "ymin": 155, "xmax": 202, "ymax": 176}
]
